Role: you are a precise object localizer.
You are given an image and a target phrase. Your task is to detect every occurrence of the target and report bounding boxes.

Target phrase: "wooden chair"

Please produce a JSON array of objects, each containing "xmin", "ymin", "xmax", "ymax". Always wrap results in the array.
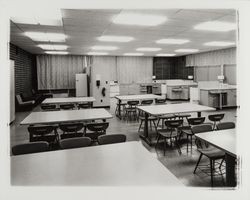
[
  {"xmin": 155, "ymin": 98, "xmax": 167, "ymax": 104},
  {"xmin": 85, "ymin": 122, "xmax": 109, "ymax": 142},
  {"xmin": 59, "ymin": 103, "xmax": 75, "ymax": 110},
  {"xmin": 156, "ymin": 119, "xmax": 183, "ymax": 155},
  {"xmin": 125, "ymin": 101, "xmax": 139, "ymax": 121},
  {"xmin": 97, "ymin": 134, "xmax": 126, "ymax": 145},
  {"xmin": 193, "ymin": 124, "xmax": 225, "ymax": 187},
  {"xmin": 12, "ymin": 141, "xmax": 49, "ymax": 155},
  {"xmin": 78, "ymin": 102, "xmax": 92, "ymax": 109},
  {"xmin": 208, "ymin": 113, "xmax": 225, "ymax": 130},
  {"xmin": 41, "ymin": 104, "xmax": 59, "ymax": 111},
  {"xmin": 59, "ymin": 122, "xmax": 84, "ymax": 139},
  {"xmin": 60, "ymin": 137, "xmax": 91, "ymax": 149}
]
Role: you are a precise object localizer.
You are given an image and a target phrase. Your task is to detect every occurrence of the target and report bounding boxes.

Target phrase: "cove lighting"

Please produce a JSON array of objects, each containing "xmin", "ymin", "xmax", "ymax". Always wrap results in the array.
[
  {"xmin": 204, "ymin": 41, "xmax": 235, "ymax": 47},
  {"xmin": 87, "ymin": 52, "xmax": 108, "ymax": 55},
  {"xmin": 91, "ymin": 46, "xmax": 118, "ymax": 50},
  {"xmin": 123, "ymin": 53, "xmax": 144, "ymax": 56},
  {"xmin": 156, "ymin": 53, "xmax": 176, "ymax": 57},
  {"xmin": 45, "ymin": 51, "xmax": 69, "ymax": 55},
  {"xmin": 38, "ymin": 44, "xmax": 68, "ymax": 50},
  {"xmin": 194, "ymin": 21, "xmax": 236, "ymax": 32},
  {"xmin": 113, "ymin": 13, "xmax": 167, "ymax": 26},
  {"xmin": 156, "ymin": 39, "xmax": 190, "ymax": 44},
  {"xmin": 24, "ymin": 32, "xmax": 67, "ymax": 42},
  {"xmin": 136, "ymin": 47, "xmax": 161, "ymax": 52},
  {"xmin": 97, "ymin": 36, "xmax": 134, "ymax": 42},
  {"xmin": 175, "ymin": 49, "xmax": 199, "ymax": 53}
]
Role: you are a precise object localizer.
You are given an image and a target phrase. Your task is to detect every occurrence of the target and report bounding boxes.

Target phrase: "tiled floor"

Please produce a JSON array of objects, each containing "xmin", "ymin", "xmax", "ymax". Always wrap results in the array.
[{"xmin": 10, "ymin": 97, "xmax": 237, "ymax": 187}]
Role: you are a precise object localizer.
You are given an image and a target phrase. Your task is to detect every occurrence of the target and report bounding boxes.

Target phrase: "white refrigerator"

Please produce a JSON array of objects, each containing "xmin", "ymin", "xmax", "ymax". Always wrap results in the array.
[{"xmin": 75, "ymin": 73, "xmax": 88, "ymax": 97}]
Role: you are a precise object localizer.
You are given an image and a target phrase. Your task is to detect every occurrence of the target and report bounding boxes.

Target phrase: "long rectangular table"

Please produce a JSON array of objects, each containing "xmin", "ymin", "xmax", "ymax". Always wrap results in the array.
[
  {"xmin": 137, "ymin": 103, "xmax": 215, "ymax": 145},
  {"xmin": 195, "ymin": 129, "xmax": 236, "ymax": 187},
  {"xmin": 42, "ymin": 97, "xmax": 96, "ymax": 106},
  {"xmin": 11, "ymin": 141, "xmax": 182, "ymax": 186},
  {"xmin": 115, "ymin": 94, "xmax": 162, "ymax": 119},
  {"xmin": 20, "ymin": 108, "xmax": 112, "ymax": 125}
]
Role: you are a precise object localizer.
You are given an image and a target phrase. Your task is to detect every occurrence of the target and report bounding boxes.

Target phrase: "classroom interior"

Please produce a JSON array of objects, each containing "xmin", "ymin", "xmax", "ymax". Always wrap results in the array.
[{"xmin": 7, "ymin": 8, "xmax": 239, "ymax": 188}]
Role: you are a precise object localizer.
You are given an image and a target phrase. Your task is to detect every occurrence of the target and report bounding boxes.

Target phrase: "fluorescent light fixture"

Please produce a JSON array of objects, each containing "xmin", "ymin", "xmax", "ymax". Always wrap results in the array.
[
  {"xmin": 175, "ymin": 49, "xmax": 199, "ymax": 53},
  {"xmin": 113, "ymin": 13, "xmax": 167, "ymax": 26},
  {"xmin": 25, "ymin": 32, "xmax": 67, "ymax": 42},
  {"xmin": 38, "ymin": 44, "xmax": 68, "ymax": 50},
  {"xmin": 123, "ymin": 53, "xmax": 144, "ymax": 56},
  {"xmin": 156, "ymin": 39, "xmax": 190, "ymax": 44},
  {"xmin": 87, "ymin": 52, "xmax": 108, "ymax": 55},
  {"xmin": 156, "ymin": 53, "xmax": 176, "ymax": 57},
  {"xmin": 91, "ymin": 46, "xmax": 118, "ymax": 51},
  {"xmin": 45, "ymin": 51, "xmax": 68, "ymax": 55},
  {"xmin": 194, "ymin": 21, "xmax": 236, "ymax": 32},
  {"xmin": 204, "ymin": 41, "xmax": 235, "ymax": 47},
  {"xmin": 136, "ymin": 47, "xmax": 161, "ymax": 52},
  {"xmin": 97, "ymin": 35, "xmax": 134, "ymax": 42},
  {"xmin": 188, "ymin": 75, "xmax": 194, "ymax": 80}
]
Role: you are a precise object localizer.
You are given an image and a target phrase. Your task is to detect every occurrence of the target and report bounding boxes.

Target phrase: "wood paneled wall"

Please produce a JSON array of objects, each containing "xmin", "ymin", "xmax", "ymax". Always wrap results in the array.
[{"xmin": 9, "ymin": 43, "xmax": 37, "ymax": 94}]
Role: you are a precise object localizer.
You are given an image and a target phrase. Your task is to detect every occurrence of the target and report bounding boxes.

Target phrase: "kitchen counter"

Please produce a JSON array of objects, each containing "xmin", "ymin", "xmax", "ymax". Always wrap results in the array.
[{"xmin": 200, "ymin": 85, "xmax": 237, "ymax": 91}]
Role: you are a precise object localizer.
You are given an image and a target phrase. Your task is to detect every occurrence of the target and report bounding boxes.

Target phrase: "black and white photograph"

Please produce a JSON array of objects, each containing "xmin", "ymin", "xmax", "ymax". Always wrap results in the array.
[{"xmin": 0, "ymin": 0, "xmax": 250, "ymax": 200}]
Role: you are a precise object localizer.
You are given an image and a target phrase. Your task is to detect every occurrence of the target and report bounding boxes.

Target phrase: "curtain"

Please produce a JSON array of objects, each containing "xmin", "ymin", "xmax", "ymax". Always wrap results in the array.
[
  {"xmin": 186, "ymin": 47, "xmax": 236, "ymax": 67},
  {"xmin": 117, "ymin": 56, "xmax": 153, "ymax": 84},
  {"xmin": 37, "ymin": 55, "xmax": 91, "ymax": 90}
]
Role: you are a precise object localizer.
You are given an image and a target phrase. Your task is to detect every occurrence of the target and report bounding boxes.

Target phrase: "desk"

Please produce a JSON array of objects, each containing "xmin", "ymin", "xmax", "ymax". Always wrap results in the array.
[
  {"xmin": 115, "ymin": 94, "xmax": 161, "ymax": 119},
  {"xmin": 195, "ymin": 129, "xmax": 236, "ymax": 187},
  {"xmin": 137, "ymin": 103, "xmax": 215, "ymax": 145},
  {"xmin": 11, "ymin": 141, "xmax": 182, "ymax": 186},
  {"xmin": 42, "ymin": 97, "xmax": 96, "ymax": 107},
  {"xmin": 20, "ymin": 109, "xmax": 112, "ymax": 125}
]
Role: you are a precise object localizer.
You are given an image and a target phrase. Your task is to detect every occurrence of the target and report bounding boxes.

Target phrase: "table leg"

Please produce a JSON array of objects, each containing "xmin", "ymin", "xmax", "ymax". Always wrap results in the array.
[
  {"xmin": 139, "ymin": 112, "xmax": 151, "ymax": 145},
  {"xmin": 197, "ymin": 112, "xmax": 201, "ymax": 117},
  {"xmin": 225, "ymin": 153, "xmax": 236, "ymax": 187}
]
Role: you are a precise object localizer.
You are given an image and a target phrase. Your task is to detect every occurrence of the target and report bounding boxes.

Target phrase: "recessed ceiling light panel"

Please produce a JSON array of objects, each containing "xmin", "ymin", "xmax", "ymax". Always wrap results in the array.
[
  {"xmin": 156, "ymin": 53, "xmax": 176, "ymax": 57},
  {"xmin": 204, "ymin": 41, "xmax": 235, "ymax": 47},
  {"xmin": 113, "ymin": 13, "xmax": 167, "ymax": 26},
  {"xmin": 156, "ymin": 39, "xmax": 190, "ymax": 44},
  {"xmin": 175, "ymin": 49, "xmax": 199, "ymax": 53},
  {"xmin": 194, "ymin": 21, "xmax": 236, "ymax": 32},
  {"xmin": 38, "ymin": 44, "xmax": 68, "ymax": 50},
  {"xmin": 25, "ymin": 32, "xmax": 67, "ymax": 42},
  {"xmin": 97, "ymin": 36, "xmax": 134, "ymax": 42},
  {"xmin": 123, "ymin": 53, "xmax": 144, "ymax": 56},
  {"xmin": 136, "ymin": 47, "xmax": 161, "ymax": 52},
  {"xmin": 45, "ymin": 51, "xmax": 68, "ymax": 55},
  {"xmin": 87, "ymin": 52, "xmax": 109, "ymax": 55}
]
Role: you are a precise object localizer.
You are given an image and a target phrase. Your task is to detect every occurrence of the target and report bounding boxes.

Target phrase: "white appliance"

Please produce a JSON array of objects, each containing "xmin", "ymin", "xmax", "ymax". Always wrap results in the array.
[{"xmin": 75, "ymin": 73, "xmax": 88, "ymax": 97}]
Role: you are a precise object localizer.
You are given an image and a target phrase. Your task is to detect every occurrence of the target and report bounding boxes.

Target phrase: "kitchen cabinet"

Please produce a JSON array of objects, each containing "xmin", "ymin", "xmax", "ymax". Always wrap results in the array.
[{"xmin": 167, "ymin": 86, "xmax": 189, "ymax": 100}]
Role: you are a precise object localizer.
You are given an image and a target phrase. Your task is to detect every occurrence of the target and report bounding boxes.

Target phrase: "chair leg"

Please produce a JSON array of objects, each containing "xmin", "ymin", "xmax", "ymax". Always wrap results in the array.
[
  {"xmin": 175, "ymin": 136, "xmax": 182, "ymax": 155},
  {"xmin": 155, "ymin": 134, "xmax": 161, "ymax": 149},
  {"xmin": 210, "ymin": 159, "xmax": 214, "ymax": 187},
  {"xmin": 219, "ymin": 158, "xmax": 225, "ymax": 169},
  {"xmin": 194, "ymin": 153, "xmax": 203, "ymax": 174},
  {"xmin": 138, "ymin": 120, "xmax": 143, "ymax": 132},
  {"xmin": 152, "ymin": 120, "xmax": 157, "ymax": 132},
  {"xmin": 164, "ymin": 138, "xmax": 167, "ymax": 156}
]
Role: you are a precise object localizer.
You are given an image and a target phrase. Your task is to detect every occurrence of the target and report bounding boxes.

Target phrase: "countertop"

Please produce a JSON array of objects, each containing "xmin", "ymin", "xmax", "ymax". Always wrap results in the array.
[{"xmin": 199, "ymin": 85, "xmax": 237, "ymax": 91}]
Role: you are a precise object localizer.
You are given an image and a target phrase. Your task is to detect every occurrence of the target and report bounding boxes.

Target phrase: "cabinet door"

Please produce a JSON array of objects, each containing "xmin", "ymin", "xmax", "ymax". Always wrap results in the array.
[{"xmin": 227, "ymin": 90, "xmax": 237, "ymax": 106}]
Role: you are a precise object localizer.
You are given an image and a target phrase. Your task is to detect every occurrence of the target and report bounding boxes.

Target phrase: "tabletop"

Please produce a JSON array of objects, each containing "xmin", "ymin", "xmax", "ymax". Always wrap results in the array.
[
  {"xmin": 42, "ymin": 97, "xmax": 96, "ymax": 104},
  {"xmin": 195, "ymin": 129, "xmax": 236, "ymax": 157},
  {"xmin": 138, "ymin": 103, "xmax": 215, "ymax": 116},
  {"xmin": 115, "ymin": 94, "xmax": 161, "ymax": 101},
  {"xmin": 20, "ymin": 108, "xmax": 112, "ymax": 125},
  {"xmin": 11, "ymin": 141, "xmax": 182, "ymax": 186}
]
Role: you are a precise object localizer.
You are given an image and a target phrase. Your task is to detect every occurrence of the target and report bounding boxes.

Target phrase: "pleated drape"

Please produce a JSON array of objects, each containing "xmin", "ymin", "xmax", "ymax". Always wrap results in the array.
[{"xmin": 37, "ymin": 55, "xmax": 91, "ymax": 90}]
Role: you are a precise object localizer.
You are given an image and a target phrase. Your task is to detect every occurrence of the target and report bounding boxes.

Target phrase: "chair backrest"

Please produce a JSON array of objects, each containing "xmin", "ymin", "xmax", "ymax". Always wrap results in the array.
[
  {"xmin": 192, "ymin": 124, "xmax": 213, "ymax": 149},
  {"xmin": 187, "ymin": 117, "xmax": 206, "ymax": 126},
  {"xmin": 127, "ymin": 101, "xmax": 139, "ymax": 107},
  {"xmin": 155, "ymin": 98, "xmax": 166, "ymax": 104},
  {"xmin": 28, "ymin": 125, "xmax": 56, "ymax": 136},
  {"xmin": 97, "ymin": 134, "xmax": 126, "ymax": 145},
  {"xmin": 41, "ymin": 104, "xmax": 57, "ymax": 111},
  {"xmin": 208, "ymin": 113, "xmax": 225, "ymax": 122},
  {"xmin": 165, "ymin": 119, "xmax": 183, "ymax": 128},
  {"xmin": 86, "ymin": 122, "xmax": 109, "ymax": 133},
  {"xmin": 141, "ymin": 100, "xmax": 153, "ymax": 105},
  {"xmin": 78, "ymin": 102, "xmax": 92, "ymax": 109},
  {"xmin": 59, "ymin": 104, "xmax": 75, "ymax": 110},
  {"xmin": 59, "ymin": 122, "xmax": 84, "ymax": 133},
  {"xmin": 60, "ymin": 137, "xmax": 91, "ymax": 149},
  {"xmin": 12, "ymin": 142, "xmax": 49, "ymax": 155},
  {"xmin": 217, "ymin": 122, "xmax": 235, "ymax": 130}
]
